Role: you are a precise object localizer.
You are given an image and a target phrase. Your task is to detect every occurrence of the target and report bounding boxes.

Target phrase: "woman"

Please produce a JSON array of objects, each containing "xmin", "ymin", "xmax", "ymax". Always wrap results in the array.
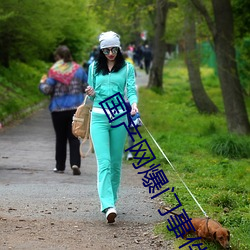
[
  {"xmin": 85, "ymin": 31, "xmax": 138, "ymax": 223},
  {"xmin": 39, "ymin": 45, "xmax": 88, "ymax": 175}
]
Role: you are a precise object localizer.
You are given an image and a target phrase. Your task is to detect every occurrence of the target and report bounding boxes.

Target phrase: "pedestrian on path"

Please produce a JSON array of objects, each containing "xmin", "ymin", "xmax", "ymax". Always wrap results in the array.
[
  {"xmin": 143, "ymin": 44, "xmax": 153, "ymax": 75},
  {"xmin": 85, "ymin": 31, "xmax": 138, "ymax": 223},
  {"xmin": 39, "ymin": 45, "xmax": 88, "ymax": 175}
]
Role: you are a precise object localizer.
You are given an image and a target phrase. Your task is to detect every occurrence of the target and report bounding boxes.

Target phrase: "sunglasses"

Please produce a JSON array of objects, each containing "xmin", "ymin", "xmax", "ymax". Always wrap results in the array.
[{"xmin": 102, "ymin": 47, "xmax": 119, "ymax": 55}]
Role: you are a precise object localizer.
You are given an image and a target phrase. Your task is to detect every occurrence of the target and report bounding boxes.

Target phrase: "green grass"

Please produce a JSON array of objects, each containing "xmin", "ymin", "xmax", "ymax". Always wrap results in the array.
[
  {"xmin": 136, "ymin": 58, "xmax": 250, "ymax": 249},
  {"xmin": 0, "ymin": 60, "xmax": 50, "ymax": 123}
]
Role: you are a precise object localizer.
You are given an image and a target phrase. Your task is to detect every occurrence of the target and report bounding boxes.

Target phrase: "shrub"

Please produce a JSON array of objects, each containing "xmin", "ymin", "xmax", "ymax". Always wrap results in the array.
[
  {"xmin": 210, "ymin": 192, "xmax": 237, "ymax": 209},
  {"xmin": 210, "ymin": 135, "xmax": 250, "ymax": 158}
]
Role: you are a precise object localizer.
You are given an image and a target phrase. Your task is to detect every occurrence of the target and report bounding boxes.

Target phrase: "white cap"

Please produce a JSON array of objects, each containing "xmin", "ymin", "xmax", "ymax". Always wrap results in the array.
[{"xmin": 99, "ymin": 31, "xmax": 121, "ymax": 49}]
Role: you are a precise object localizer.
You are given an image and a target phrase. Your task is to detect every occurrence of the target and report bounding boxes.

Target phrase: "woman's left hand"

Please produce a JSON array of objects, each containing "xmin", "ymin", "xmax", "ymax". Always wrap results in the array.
[
  {"xmin": 85, "ymin": 86, "xmax": 96, "ymax": 97},
  {"xmin": 131, "ymin": 103, "xmax": 138, "ymax": 116}
]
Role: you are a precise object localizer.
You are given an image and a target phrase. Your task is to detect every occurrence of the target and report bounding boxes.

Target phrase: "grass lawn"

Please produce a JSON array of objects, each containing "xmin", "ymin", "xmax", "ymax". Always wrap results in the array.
[{"xmin": 135, "ymin": 58, "xmax": 250, "ymax": 250}]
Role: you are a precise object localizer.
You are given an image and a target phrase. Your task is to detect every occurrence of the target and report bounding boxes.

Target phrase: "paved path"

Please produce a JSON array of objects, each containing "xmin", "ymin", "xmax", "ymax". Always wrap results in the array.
[
  {"xmin": 135, "ymin": 68, "xmax": 149, "ymax": 88},
  {"xmin": 0, "ymin": 104, "xmax": 160, "ymax": 224},
  {"xmin": 0, "ymin": 71, "xmax": 175, "ymax": 249}
]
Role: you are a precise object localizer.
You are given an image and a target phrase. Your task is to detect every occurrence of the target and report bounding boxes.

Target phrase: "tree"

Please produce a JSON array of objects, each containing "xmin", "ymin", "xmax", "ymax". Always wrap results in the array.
[
  {"xmin": 232, "ymin": 0, "xmax": 250, "ymax": 96},
  {"xmin": 148, "ymin": 0, "xmax": 177, "ymax": 89},
  {"xmin": 190, "ymin": 0, "xmax": 250, "ymax": 134},
  {"xmin": 91, "ymin": 0, "xmax": 155, "ymax": 47},
  {"xmin": 184, "ymin": 1, "xmax": 218, "ymax": 114},
  {"xmin": 0, "ymin": 0, "xmax": 58, "ymax": 66},
  {"xmin": 0, "ymin": 0, "xmax": 98, "ymax": 66},
  {"xmin": 232, "ymin": 0, "xmax": 250, "ymax": 40}
]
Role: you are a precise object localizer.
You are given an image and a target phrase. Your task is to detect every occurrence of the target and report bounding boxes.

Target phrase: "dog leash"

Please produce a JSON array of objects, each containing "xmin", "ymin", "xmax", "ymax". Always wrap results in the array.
[{"xmin": 139, "ymin": 118, "xmax": 209, "ymax": 218}]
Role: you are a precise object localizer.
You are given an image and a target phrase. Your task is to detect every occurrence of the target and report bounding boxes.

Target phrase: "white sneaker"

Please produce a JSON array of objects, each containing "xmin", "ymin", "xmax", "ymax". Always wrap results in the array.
[
  {"xmin": 53, "ymin": 168, "xmax": 64, "ymax": 173},
  {"xmin": 72, "ymin": 165, "xmax": 81, "ymax": 175},
  {"xmin": 106, "ymin": 207, "xmax": 117, "ymax": 223},
  {"xmin": 127, "ymin": 151, "xmax": 133, "ymax": 160}
]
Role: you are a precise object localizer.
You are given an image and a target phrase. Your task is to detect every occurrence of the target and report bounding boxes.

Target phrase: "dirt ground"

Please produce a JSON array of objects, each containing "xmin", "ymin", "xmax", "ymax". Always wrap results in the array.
[
  {"xmin": 0, "ymin": 215, "xmax": 173, "ymax": 250},
  {"xmin": 0, "ymin": 70, "xmax": 174, "ymax": 250}
]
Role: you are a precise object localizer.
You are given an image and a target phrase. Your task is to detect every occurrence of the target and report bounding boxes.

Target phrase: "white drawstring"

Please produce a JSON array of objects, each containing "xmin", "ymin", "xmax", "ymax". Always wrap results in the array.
[{"xmin": 139, "ymin": 118, "xmax": 208, "ymax": 218}]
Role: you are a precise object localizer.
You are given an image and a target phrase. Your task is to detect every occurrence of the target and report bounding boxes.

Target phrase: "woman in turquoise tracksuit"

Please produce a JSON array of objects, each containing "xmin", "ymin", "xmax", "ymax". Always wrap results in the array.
[{"xmin": 86, "ymin": 31, "xmax": 138, "ymax": 223}]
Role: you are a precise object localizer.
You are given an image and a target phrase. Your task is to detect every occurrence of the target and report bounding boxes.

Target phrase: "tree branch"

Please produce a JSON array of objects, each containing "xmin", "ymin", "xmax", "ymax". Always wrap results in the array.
[
  {"xmin": 190, "ymin": 0, "xmax": 216, "ymax": 37},
  {"xmin": 167, "ymin": 1, "xmax": 178, "ymax": 9}
]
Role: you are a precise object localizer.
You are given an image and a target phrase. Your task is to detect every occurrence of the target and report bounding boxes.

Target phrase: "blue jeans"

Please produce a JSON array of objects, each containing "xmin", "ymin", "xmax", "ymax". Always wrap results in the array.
[{"xmin": 90, "ymin": 111, "xmax": 127, "ymax": 212}]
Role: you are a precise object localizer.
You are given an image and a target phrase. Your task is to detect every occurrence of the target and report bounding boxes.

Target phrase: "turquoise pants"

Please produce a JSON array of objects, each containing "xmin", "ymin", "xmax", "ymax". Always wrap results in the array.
[{"xmin": 90, "ymin": 112, "xmax": 128, "ymax": 212}]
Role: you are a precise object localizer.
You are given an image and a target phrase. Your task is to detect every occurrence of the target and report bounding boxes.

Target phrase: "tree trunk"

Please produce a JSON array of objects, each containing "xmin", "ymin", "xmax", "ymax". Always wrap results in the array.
[
  {"xmin": 212, "ymin": 0, "xmax": 250, "ymax": 134},
  {"xmin": 191, "ymin": 0, "xmax": 250, "ymax": 134},
  {"xmin": 147, "ymin": 0, "xmax": 169, "ymax": 90},
  {"xmin": 184, "ymin": 4, "xmax": 218, "ymax": 114}
]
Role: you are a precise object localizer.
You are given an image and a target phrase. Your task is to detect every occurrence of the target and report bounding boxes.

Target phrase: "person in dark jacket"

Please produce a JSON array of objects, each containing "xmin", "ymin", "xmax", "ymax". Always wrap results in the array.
[{"xmin": 143, "ymin": 44, "xmax": 152, "ymax": 74}]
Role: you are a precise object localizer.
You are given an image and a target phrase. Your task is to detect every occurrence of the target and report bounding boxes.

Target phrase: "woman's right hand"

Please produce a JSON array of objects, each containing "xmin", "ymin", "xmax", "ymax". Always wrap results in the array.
[
  {"xmin": 131, "ymin": 103, "xmax": 138, "ymax": 116},
  {"xmin": 85, "ymin": 86, "xmax": 95, "ymax": 97}
]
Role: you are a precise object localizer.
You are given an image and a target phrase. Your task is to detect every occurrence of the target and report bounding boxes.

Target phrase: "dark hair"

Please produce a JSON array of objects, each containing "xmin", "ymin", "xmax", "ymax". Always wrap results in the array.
[
  {"xmin": 54, "ymin": 45, "xmax": 73, "ymax": 63},
  {"xmin": 95, "ymin": 48, "xmax": 126, "ymax": 75}
]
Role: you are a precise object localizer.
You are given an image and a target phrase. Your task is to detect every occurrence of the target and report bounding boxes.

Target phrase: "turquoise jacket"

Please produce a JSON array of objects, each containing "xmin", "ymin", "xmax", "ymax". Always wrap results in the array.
[{"xmin": 87, "ymin": 62, "xmax": 138, "ymax": 109}]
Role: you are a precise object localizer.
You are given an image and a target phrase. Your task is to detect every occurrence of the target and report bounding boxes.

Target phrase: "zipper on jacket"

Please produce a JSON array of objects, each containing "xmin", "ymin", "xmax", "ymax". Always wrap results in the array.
[{"xmin": 108, "ymin": 72, "xmax": 111, "ymax": 98}]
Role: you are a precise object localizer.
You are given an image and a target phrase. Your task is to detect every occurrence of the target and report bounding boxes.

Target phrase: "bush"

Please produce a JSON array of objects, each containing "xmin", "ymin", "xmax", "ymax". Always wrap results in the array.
[
  {"xmin": 210, "ymin": 135, "xmax": 250, "ymax": 159},
  {"xmin": 210, "ymin": 191, "xmax": 237, "ymax": 209},
  {"xmin": 0, "ymin": 60, "xmax": 49, "ymax": 123}
]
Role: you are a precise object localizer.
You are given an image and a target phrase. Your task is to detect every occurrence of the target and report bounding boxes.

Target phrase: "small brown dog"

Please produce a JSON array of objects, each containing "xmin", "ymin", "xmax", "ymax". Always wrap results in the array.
[{"xmin": 185, "ymin": 217, "xmax": 231, "ymax": 249}]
